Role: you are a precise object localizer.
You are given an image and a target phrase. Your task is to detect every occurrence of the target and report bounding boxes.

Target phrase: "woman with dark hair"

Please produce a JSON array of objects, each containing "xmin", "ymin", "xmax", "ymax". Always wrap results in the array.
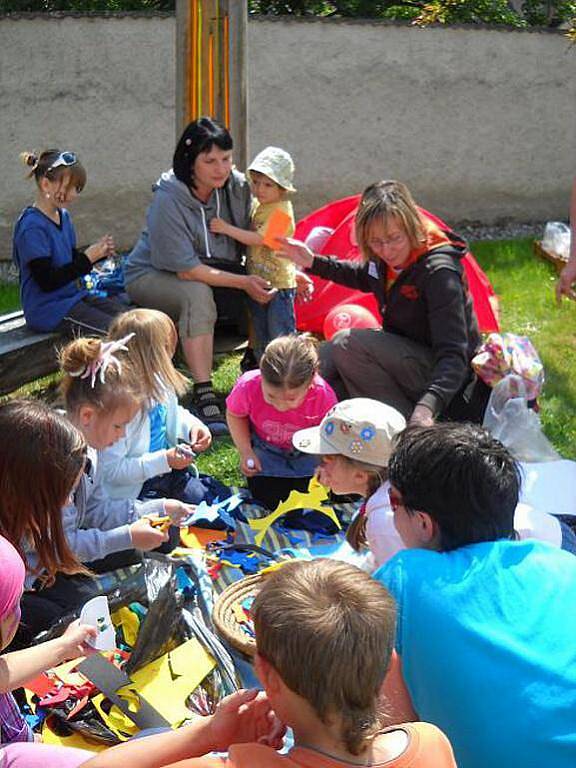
[{"xmin": 124, "ymin": 117, "xmax": 274, "ymax": 426}]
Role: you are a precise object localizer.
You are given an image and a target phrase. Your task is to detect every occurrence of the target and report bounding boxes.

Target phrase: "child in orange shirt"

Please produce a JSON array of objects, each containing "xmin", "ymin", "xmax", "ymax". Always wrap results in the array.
[{"xmin": 81, "ymin": 559, "xmax": 456, "ymax": 768}]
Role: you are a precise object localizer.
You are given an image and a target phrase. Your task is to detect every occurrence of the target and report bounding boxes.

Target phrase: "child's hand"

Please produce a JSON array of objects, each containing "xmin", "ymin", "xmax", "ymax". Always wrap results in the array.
[
  {"xmin": 164, "ymin": 499, "xmax": 194, "ymax": 526},
  {"xmin": 58, "ymin": 620, "xmax": 98, "ymax": 660},
  {"xmin": 295, "ymin": 270, "xmax": 314, "ymax": 303},
  {"xmin": 166, "ymin": 446, "xmax": 195, "ymax": 470},
  {"xmin": 190, "ymin": 424, "xmax": 212, "ymax": 453},
  {"xmin": 130, "ymin": 517, "xmax": 169, "ymax": 550},
  {"xmin": 241, "ymin": 451, "xmax": 261, "ymax": 477},
  {"xmin": 210, "ymin": 217, "xmax": 230, "ymax": 235},
  {"xmin": 205, "ymin": 689, "xmax": 285, "ymax": 752},
  {"xmin": 244, "ymin": 275, "xmax": 277, "ymax": 305},
  {"xmin": 86, "ymin": 234, "xmax": 115, "ymax": 264}
]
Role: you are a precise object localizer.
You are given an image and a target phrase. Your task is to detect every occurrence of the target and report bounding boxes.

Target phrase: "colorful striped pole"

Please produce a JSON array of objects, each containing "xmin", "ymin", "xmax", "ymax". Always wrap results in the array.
[{"xmin": 176, "ymin": 0, "xmax": 247, "ymax": 169}]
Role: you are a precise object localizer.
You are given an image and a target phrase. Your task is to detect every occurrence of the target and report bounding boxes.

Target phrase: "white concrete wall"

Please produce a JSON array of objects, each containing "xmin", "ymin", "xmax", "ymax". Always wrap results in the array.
[{"xmin": 1, "ymin": 14, "xmax": 575, "ymax": 260}]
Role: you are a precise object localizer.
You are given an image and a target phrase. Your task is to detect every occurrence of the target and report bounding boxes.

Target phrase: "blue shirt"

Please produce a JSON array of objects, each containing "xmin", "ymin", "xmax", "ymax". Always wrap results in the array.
[
  {"xmin": 12, "ymin": 206, "xmax": 87, "ymax": 331},
  {"xmin": 148, "ymin": 402, "xmax": 168, "ymax": 452},
  {"xmin": 375, "ymin": 539, "xmax": 576, "ymax": 768}
]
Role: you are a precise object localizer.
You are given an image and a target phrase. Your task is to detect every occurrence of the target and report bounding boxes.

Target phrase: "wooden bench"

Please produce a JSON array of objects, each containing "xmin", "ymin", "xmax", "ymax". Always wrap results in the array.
[
  {"xmin": 0, "ymin": 311, "xmax": 63, "ymax": 396},
  {"xmin": 0, "ymin": 309, "xmax": 247, "ymax": 397}
]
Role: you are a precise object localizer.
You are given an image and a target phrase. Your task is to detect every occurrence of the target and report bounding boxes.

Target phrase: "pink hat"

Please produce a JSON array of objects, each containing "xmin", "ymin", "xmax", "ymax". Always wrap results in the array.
[{"xmin": 0, "ymin": 536, "xmax": 25, "ymax": 620}]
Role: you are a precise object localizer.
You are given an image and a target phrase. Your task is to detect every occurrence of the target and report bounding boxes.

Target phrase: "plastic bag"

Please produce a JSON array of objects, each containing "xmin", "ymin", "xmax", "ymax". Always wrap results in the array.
[
  {"xmin": 542, "ymin": 221, "xmax": 571, "ymax": 260},
  {"xmin": 483, "ymin": 376, "xmax": 559, "ymax": 462},
  {"xmin": 33, "ymin": 555, "xmax": 236, "ymax": 744},
  {"xmin": 472, "ymin": 333, "xmax": 544, "ymax": 401}
]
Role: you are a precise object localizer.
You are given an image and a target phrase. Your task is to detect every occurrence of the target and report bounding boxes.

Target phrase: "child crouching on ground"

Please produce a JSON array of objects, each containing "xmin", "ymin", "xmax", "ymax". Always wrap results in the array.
[
  {"xmin": 226, "ymin": 334, "xmax": 337, "ymax": 509},
  {"xmin": 293, "ymin": 398, "xmax": 406, "ymax": 566},
  {"xmin": 101, "ymin": 309, "xmax": 212, "ymax": 503},
  {"xmin": 80, "ymin": 558, "xmax": 457, "ymax": 768}
]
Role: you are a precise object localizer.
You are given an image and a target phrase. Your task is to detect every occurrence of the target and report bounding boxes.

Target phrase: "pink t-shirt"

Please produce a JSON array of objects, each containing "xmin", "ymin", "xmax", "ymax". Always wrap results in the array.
[{"xmin": 226, "ymin": 370, "xmax": 337, "ymax": 451}]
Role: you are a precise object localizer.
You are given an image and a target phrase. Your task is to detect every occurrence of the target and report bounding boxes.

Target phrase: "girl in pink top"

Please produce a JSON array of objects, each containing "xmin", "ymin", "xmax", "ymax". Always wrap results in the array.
[{"xmin": 226, "ymin": 335, "xmax": 336, "ymax": 509}]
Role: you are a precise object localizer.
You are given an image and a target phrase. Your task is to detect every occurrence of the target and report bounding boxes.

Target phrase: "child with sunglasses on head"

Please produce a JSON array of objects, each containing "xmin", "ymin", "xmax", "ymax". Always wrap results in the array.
[
  {"xmin": 15, "ymin": 337, "xmax": 193, "ymax": 647},
  {"xmin": 100, "ymin": 309, "xmax": 213, "ymax": 503},
  {"xmin": 13, "ymin": 149, "xmax": 124, "ymax": 336},
  {"xmin": 210, "ymin": 147, "xmax": 299, "ymax": 362},
  {"xmin": 226, "ymin": 334, "xmax": 337, "ymax": 510}
]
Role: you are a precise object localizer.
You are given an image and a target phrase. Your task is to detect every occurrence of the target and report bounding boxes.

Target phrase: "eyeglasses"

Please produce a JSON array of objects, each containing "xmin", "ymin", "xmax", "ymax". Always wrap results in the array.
[
  {"xmin": 47, "ymin": 151, "xmax": 78, "ymax": 172},
  {"xmin": 368, "ymin": 234, "xmax": 408, "ymax": 250}
]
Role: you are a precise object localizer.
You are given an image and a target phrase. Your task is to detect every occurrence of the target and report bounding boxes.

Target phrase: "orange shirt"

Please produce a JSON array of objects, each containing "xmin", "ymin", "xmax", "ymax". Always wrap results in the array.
[
  {"xmin": 164, "ymin": 723, "xmax": 456, "ymax": 768},
  {"xmin": 386, "ymin": 220, "xmax": 456, "ymax": 288}
]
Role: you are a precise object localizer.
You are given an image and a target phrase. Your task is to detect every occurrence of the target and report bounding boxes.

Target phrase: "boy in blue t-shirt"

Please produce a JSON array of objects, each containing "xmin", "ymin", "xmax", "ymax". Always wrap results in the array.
[{"xmin": 376, "ymin": 422, "xmax": 576, "ymax": 768}]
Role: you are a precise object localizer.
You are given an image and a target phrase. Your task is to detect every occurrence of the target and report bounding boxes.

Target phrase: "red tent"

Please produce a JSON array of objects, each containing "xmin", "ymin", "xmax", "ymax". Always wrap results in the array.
[{"xmin": 294, "ymin": 195, "xmax": 500, "ymax": 335}]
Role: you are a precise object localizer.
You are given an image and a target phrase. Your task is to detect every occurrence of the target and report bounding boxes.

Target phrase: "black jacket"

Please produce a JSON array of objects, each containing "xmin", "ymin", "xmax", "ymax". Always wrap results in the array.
[{"xmin": 309, "ymin": 239, "xmax": 481, "ymax": 417}]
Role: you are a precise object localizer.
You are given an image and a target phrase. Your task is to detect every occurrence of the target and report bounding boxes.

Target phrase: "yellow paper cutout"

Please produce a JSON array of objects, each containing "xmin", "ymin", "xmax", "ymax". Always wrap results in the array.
[
  {"xmin": 51, "ymin": 657, "xmax": 87, "ymax": 687},
  {"xmin": 232, "ymin": 602, "xmax": 248, "ymax": 623},
  {"xmin": 92, "ymin": 693, "xmax": 139, "ymax": 742},
  {"xmin": 42, "ymin": 719, "xmax": 107, "ymax": 752},
  {"xmin": 121, "ymin": 637, "xmax": 216, "ymax": 726},
  {"xmin": 112, "ymin": 606, "xmax": 140, "ymax": 647},
  {"xmin": 248, "ymin": 476, "xmax": 340, "ymax": 545}
]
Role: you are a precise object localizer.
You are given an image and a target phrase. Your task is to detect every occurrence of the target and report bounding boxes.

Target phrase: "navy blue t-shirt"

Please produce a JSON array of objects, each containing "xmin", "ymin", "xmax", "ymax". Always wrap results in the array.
[{"xmin": 12, "ymin": 207, "xmax": 88, "ymax": 331}]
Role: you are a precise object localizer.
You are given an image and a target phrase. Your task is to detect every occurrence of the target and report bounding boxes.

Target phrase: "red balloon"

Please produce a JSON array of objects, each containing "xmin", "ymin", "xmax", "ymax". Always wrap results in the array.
[{"xmin": 323, "ymin": 303, "xmax": 380, "ymax": 341}]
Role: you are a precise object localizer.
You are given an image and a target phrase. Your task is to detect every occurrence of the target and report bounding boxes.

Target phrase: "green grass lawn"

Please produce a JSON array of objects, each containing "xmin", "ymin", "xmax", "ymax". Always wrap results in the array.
[
  {"xmin": 0, "ymin": 283, "xmax": 19, "ymax": 314},
  {"xmin": 3, "ymin": 237, "xmax": 575, "ymax": 483}
]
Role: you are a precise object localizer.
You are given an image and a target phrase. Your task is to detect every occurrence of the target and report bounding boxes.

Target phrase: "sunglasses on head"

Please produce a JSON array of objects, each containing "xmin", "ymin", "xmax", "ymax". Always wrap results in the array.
[{"xmin": 47, "ymin": 151, "xmax": 77, "ymax": 172}]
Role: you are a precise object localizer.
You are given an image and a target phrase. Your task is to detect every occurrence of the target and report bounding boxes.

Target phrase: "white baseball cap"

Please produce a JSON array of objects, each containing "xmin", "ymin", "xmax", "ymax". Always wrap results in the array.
[
  {"xmin": 247, "ymin": 146, "xmax": 296, "ymax": 193},
  {"xmin": 292, "ymin": 398, "xmax": 406, "ymax": 467}
]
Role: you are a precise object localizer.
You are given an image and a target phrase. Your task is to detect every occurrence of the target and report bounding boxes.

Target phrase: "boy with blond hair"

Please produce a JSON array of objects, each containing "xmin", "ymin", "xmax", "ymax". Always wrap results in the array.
[{"xmin": 82, "ymin": 559, "xmax": 455, "ymax": 768}]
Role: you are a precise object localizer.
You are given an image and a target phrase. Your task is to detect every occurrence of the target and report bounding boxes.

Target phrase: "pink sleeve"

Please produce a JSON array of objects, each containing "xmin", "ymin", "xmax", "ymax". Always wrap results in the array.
[
  {"xmin": 0, "ymin": 743, "xmax": 92, "ymax": 768},
  {"xmin": 225, "ymin": 376, "xmax": 251, "ymax": 417}
]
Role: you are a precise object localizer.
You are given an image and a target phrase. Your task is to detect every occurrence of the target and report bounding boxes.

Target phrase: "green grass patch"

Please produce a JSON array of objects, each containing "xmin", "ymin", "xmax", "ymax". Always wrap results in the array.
[{"xmin": 0, "ymin": 283, "xmax": 20, "ymax": 314}]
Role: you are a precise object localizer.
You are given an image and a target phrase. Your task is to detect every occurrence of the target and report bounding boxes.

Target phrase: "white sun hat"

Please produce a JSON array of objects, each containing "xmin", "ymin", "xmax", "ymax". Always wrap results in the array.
[
  {"xmin": 292, "ymin": 398, "xmax": 406, "ymax": 467},
  {"xmin": 247, "ymin": 146, "xmax": 296, "ymax": 192}
]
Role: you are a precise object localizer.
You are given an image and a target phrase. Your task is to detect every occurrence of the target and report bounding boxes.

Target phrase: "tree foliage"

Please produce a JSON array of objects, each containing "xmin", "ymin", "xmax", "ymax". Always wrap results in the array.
[{"xmin": 0, "ymin": 0, "xmax": 573, "ymax": 37}]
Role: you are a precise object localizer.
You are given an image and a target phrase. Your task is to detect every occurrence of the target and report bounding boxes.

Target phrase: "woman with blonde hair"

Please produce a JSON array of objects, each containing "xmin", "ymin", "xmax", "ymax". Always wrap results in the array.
[{"xmin": 280, "ymin": 180, "xmax": 487, "ymax": 426}]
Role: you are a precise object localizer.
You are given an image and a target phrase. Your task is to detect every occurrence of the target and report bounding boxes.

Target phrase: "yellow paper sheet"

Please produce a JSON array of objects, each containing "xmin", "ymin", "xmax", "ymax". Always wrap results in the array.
[
  {"xmin": 112, "ymin": 606, "xmax": 140, "ymax": 647},
  {"xmin": 120, "ymin": 638, "xmax": 216, "ymax": 726},
  {"xmin": 248, "ymin": 476, "xmax": 340, "ymax": 545},
  {"xmin": 42, "ymin": 718, "xmax": 107, "ymax": 752}
]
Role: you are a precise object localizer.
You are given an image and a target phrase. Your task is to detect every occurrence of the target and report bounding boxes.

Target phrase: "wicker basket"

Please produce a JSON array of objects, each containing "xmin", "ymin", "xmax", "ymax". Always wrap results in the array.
[
  {"xmin": 534, "ymin": 240, "xmax": 569, "ymax": 274},
  {"xmin": 212, "ymin": 573, "xmax": 263, "ymax": 657}
]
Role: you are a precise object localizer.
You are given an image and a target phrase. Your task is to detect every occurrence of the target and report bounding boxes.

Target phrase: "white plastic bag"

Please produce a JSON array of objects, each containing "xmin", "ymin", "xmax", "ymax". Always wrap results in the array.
[
  {"xmin": 542, "ymin": 221, "xmax": 571, "ymax": 260},
  {"xmin": 483, "ymin": 375, "xmax": 559, "ymax": 462},
  {"xmin": 304, "ymin": 226, "xmax": 334, "ymax": 253}
]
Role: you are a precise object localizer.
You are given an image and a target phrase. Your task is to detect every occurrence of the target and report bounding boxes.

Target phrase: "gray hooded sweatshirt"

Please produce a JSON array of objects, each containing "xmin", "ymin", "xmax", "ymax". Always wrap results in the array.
[{"xmin": 125, "ymin": 168, "xmax": 251, "ymax": 285}]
